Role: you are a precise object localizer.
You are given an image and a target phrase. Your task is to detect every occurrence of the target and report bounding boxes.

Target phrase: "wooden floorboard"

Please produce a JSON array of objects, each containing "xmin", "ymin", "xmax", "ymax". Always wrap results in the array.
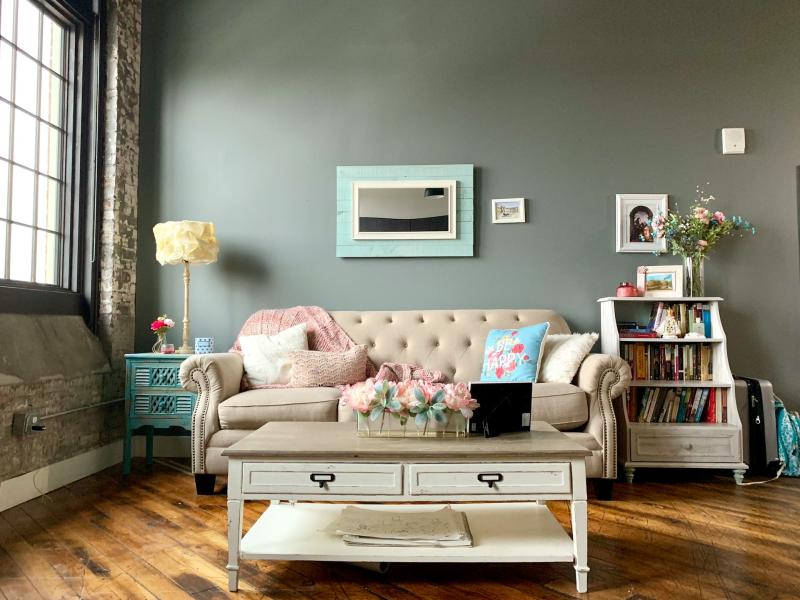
[{"xmin": 2, "ymin": 461, "xmax": 798, "ymax": 599}]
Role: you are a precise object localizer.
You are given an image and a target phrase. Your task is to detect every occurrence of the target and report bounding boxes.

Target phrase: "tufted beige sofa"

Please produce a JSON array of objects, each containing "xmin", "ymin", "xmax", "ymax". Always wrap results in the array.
[{"xmin": 180, "ymin": 309, "xmax": 631, "ymax": 496}]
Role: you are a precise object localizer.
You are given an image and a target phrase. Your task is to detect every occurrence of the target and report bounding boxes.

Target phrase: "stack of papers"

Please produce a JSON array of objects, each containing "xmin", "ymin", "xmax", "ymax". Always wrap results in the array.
[{"xmin": 325, "ymin": 506, "xmax": 474, "ymax": 547}]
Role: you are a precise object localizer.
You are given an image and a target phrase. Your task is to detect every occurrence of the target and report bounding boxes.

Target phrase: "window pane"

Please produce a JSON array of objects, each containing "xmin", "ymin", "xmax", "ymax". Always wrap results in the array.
[
  {"xmin": 0, "ymin": 101, "xmax": 9, "ymax": 159},
  {"xmin": 41, "ymin": 15, "xmax": 64, "ymax": 75},
  {"xmin": 0, "ymin": 41, "xmax": 11, "ymax": 101},
  {"xmin": 13, "ymin": 108, "xmax": 36, "ymax": 168},
  {"xmin": 0, "ymin": 224, "xmax": 5, "ymax": 279},
  {"xmin": 37, "ymin": 175, "xmax": 59, "ymax": 230},
  {"xmin": 0, "ymin": 0, "xmax": 15, "ymax": 42},
  {"xmin": 39, "ymin": 70, "xmax": 62, "ymax": 126},
  {"xmin": 0, "ymin": 159, "xmax": 7, "ymax": 218},
  {"xmin": 35, "ymin": 229, "xmax": 58, "ymax": 284},
  {"xmin": 11, "ymin": 164, "xmax": 34, "ymax": 225},
  {"xmin": 14, "ymin": 50, "xmax": 38, "ymax": 113},
  {"xmin": 16, "ymin": 0, "xmax": 40, "ymax": 59},
  {"xmin": 9, "ymin": 223, "xmax": 33, "ymax": 281},
  {"xmin": 38, "ymin": 123, "xmax": 61, "ymax": 177}
]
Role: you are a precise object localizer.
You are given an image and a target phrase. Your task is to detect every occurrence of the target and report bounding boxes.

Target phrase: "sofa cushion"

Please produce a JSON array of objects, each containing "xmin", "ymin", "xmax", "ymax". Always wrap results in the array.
[
  {"xmin": 218, "ymin": 387, "xmax": 341, "ymax": 430},
  {"xmin": 288, "ymin": 345, "xmax": 368, "ymax": 387},
  {"xmin": 480, "ymin": 323, "xmax": 550, "ymax": 382},
  {"xmin": 532, "ymin": 382, "xmax": 588, "ymax": 431}
]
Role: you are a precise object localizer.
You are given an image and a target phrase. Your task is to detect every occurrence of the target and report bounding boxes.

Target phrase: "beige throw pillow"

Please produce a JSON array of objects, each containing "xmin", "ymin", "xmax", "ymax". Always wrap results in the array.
[
  {"xmin": 288, "ymin": 345, "xmax": 368, "ymax": 387},
  {"xmin": 239, "ymin": 323, "xmax": 308, "ymax": 386},
  {"xmin": 538, "ymin": 333, "xmax": 599, "ymax": 384}
]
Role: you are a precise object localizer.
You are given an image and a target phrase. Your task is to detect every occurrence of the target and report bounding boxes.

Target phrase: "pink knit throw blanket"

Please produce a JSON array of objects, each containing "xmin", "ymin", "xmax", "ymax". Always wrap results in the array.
[
  {"xmin": 231, "ymin": 306, "xmax": 378, "ymax": 377},
  {"xmin": 375, "ymin": 362, "xmax": 446, "ymax": 384}
]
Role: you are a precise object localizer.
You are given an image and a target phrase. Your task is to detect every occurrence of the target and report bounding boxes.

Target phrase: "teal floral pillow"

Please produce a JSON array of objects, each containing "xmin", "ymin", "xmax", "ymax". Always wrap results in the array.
[{"xmin": 480, "ymin": 322, "xmax": 550, "ymax": 382}]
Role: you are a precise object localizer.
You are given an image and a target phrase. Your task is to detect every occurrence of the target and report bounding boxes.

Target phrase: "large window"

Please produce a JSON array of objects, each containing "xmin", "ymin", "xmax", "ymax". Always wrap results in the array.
[{"xmin": 0, "ymin": 0, "xmax": 98, "ymax": 317}]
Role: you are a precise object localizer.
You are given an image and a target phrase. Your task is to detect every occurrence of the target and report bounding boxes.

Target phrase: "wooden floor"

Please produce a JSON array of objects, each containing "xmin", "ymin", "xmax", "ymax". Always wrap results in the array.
[{"xmin": 0, "ymin": 462, "xmax": 798, "ymax": 600}]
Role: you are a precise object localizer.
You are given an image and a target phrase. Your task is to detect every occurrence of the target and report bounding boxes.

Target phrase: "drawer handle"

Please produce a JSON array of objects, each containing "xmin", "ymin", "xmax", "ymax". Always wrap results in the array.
[
  {"xmin": 477, "ymin": 473, "xmax": 504, "ymax": 489},
  {"xmin": 309, "ymin": 473, "xmax": 336, "ymax": 488}
]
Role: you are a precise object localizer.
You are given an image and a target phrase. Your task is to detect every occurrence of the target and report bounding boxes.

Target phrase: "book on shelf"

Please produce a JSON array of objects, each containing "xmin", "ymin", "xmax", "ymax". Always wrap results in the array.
[
  {"xmin": 621, "ymin": 342, "xmax": 713, "ymax": 381},
  {"xmin": 627, "ymin": 387, "xmax": 727, "ymax": 423},
  {"xmin": 646, "ymin": 301, "xmax": 713, "ymax": 337},
  {"xmin": 616, "ymin": 302, "xmax": 712, "ymax": 338}
]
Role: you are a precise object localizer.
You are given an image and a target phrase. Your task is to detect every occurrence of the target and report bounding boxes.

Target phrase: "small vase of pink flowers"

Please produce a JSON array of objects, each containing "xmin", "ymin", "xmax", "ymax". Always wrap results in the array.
[
  {"xmin": 650, "ymin": 185, "xmax": 755, "ymax": 296},
  {"xmin": 342, "ymin": 379, "xmax": 479, "ymax": 438},
  {"xmin": 150, "ymin": 314, "xmax": 175, "ymax": 353}
]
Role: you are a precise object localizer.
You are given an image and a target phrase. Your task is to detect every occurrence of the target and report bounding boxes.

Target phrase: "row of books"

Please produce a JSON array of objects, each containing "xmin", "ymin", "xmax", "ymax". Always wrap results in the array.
[
  {"xmin": 622, "ymin": 342, "xmax": 714, "ymax": 381},
  {"xmin": 616, "ymin": 302, "xmax": 712, "ymax": 338},
  {"xmin": 627, "ymin": 387, "xmax": 728, "ymax": 423},
  {"xmin": 650, "ymin": 302, "xmax": 712, "ymax": 337}
]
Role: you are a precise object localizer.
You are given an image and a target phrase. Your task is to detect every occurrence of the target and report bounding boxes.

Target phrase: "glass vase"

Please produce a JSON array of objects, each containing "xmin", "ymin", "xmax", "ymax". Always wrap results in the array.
[
  {"xmin": 152, "ymin": 332, "xmax": 167, "ymax": 353},
  {"xmin": 684, "ymin": 255, "xmax": 705, "ymax": 297},
  {"xmin": 356, "ymin": 411, "xmax": 469, "ymax": 438}
]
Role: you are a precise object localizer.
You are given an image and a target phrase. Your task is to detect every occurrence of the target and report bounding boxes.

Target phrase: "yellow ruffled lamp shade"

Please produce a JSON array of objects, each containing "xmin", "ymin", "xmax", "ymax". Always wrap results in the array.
[
  {"xmin": 152, "ymin": 221, "xmax": 219, "ymax": 354},
  {"xmin": 153, "ymin": 221, "xmax": 219, "ymax": 265}
]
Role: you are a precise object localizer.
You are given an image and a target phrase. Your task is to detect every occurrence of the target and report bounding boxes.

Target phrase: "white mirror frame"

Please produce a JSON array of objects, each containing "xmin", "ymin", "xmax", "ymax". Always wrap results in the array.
[{"xmin": 352, "ymin": 179, "xmax": 458, "ymax": 240}]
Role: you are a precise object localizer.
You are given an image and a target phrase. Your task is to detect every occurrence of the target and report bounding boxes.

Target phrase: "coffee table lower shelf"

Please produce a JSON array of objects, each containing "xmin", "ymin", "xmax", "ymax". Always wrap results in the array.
[{"xmin": 241, "ymin": 501, "xmax": 575, "ymax": 563}]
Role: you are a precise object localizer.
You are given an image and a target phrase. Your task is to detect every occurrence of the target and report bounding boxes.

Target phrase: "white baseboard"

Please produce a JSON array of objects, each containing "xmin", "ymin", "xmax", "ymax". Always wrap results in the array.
[
  {"xmin": 0, "ymin": 441, "xmax": 123, "ymax": 513},
  {"xmin": 0, "ymin": 436, "xmax": 191, "ymax": 513}
]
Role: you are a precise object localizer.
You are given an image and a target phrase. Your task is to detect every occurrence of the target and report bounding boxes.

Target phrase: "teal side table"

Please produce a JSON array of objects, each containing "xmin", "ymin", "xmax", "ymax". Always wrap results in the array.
[{"xmin": 123, "ymin": 353, "xmax": 197, "ymax": 475}]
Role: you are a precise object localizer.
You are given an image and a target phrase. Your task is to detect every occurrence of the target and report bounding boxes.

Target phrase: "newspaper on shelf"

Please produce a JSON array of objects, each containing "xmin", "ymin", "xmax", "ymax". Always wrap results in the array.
[{"xmin": 324, "ymin": 505, "xmax": 474, "ymax": 548}]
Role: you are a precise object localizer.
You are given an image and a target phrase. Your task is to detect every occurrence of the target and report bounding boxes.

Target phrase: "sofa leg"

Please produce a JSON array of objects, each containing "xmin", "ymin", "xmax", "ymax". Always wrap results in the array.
[
  {"xmin": 195, "ymin": 474, "xmax": 217, "ymax": 495},
  {"xmin": 594, "ymin": 479, "xmax": 614, "ymax": 501}
]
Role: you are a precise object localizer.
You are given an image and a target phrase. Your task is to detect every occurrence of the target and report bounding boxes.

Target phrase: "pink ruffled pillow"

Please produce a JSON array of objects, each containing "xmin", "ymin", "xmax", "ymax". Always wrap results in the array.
[{"xmin": 288, "ymin": 345, "xmax": 368, "ymax": 387}]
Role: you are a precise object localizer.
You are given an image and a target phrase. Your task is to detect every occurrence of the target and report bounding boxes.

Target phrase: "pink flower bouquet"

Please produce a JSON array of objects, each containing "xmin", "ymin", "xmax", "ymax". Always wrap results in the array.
[{"xmin": 341, "ymin": 379, "xmax": 479, "ymax": 437}]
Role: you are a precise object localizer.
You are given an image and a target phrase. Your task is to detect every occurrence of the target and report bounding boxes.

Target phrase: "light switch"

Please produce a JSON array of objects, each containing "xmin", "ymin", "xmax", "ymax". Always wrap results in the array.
[{"xmin": 722, "ymin": 128, "xmax": 746, "ymax": 154}]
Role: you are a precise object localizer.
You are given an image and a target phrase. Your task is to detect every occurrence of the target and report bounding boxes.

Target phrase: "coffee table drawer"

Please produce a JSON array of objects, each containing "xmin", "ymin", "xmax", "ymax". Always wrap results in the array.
[
  {"xmin": 241, "ymin": 462, "xmax": 403, "ymax": 495},
  {"xmin": 408, "ymin": 463, "xmax": 571, "ymax": 496}
]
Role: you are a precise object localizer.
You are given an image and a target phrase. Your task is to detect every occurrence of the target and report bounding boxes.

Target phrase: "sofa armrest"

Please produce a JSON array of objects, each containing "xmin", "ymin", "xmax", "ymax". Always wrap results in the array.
[
  {"xmin": 575, "ymin": 353, "xmax": 632, "ymax": 479},
  {"xmin": 180, "ymin": 353, "xmax": 244, "ymax": 474}
]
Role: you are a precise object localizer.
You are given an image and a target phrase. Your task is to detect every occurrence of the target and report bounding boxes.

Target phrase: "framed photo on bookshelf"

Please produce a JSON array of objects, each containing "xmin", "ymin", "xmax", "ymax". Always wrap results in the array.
[
  {"xmin": 615, "ymin": 194, "xmax": 668, "ymax": 253},
  {"xmin": 636, "ymin": 265, "xmax": 684, "ymax": 297}
]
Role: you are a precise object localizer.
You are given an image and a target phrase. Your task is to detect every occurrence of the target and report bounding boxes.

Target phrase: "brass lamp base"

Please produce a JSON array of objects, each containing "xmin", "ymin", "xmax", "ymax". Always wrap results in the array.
[{"xmin": 177, "ymin": 345, "xmax": 193, "ymax": 355}]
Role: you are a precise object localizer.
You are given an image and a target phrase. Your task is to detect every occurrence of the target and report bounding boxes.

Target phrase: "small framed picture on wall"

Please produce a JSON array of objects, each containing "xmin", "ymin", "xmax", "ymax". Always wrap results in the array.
[
  {"xmin": 615, "ymin": 194, "xmax": 667, "ymax": 253},
  {"xmin": 636, "ymin": 265, "xmax": 684, "ymax": 297},
  {"xmin": 492, "ymin": 198, "xmax": 526, "ymax": 223}
]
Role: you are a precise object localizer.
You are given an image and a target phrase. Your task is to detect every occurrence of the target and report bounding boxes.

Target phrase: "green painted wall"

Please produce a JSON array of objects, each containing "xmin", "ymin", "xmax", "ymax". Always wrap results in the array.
[{"xmin": 138, "ymin": 0, "xmax": 800, "ymax": 398}]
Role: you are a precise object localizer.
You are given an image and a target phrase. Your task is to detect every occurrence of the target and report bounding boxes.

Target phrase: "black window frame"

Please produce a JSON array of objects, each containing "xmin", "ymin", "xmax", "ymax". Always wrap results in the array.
[{"xmin": 0, "ymin": 0, "xmax": 101, "ymax": 327}]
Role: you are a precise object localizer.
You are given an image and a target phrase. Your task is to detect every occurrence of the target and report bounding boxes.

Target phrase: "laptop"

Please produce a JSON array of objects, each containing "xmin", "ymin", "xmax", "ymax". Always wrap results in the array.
[{"xmin": 468, "ymin": 381, "xmax": 533, "ymax": 437}]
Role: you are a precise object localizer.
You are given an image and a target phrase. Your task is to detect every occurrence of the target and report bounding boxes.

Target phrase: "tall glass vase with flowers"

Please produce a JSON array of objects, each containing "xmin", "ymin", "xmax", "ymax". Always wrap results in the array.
[
  {"xmin": 150, "ymin": 314, "xmax": 176, "ymax": 353},
  {"xmin": 650, "ymin": 185, "xmax": 755, "ymax": 296}
]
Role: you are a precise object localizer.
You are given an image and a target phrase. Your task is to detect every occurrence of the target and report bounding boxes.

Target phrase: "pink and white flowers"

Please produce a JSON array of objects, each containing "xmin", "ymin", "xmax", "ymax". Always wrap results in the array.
[
  {"xmin": 340, "ymin": 377, "xmax": 376, "ymax": 413},
  {"xmin": 650, "ymin": 185, "xmax": 754, "ymax": 260},
  {"xmin": 443, "ymin": 382, "xmax": 480, "ymax": 418},
  {"xmin": 150, "ymin": 314, "xmax": 175, "ymax": 334},
  {"xmin": 341, "ymin": 379, "xmax": 480, "ymax": 433}
]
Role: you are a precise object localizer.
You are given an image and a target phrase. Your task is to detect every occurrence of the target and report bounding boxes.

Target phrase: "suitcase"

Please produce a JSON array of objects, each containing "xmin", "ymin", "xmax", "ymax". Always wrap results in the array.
[{"xmin": 735, "ymin": 376, "xmax": 782, "ymax": 474}]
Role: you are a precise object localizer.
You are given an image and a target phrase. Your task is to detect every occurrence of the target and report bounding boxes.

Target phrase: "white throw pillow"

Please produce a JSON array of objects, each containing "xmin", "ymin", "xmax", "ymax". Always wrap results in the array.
[
  {"xmin": 538, "ymin": 333, "xmax": 599, "ymax": 384},
  {"xmin": 239, "ymin": 323, "xmax": 308, "ymax": 386}
]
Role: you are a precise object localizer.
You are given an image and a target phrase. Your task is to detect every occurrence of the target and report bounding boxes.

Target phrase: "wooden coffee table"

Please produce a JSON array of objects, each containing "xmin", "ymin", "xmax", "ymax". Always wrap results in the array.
[{"xmin": 223, "ymin": 421, "xmax": 592, "ymax": 593}]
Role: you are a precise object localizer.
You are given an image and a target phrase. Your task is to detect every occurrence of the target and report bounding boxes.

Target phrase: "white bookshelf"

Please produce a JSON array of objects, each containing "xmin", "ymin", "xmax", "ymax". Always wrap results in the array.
[{"xmin": 598, "ymin": 297, "xmax": 747, "ymax": 484}]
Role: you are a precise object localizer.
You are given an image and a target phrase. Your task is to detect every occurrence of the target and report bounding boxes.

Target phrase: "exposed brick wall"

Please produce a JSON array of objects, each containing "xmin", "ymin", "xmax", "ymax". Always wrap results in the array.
[
  {"xmin": 98, "ymin": 0, "xmax": 142, "ymax": 398},
  {"xmin": 0, "ymin": 0, "xmax": 141, "ymax": 484}
]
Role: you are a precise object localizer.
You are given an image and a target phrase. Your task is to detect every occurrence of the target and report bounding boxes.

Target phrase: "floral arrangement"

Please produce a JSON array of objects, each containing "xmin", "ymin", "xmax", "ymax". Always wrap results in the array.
[
  {"xmin": 150, "ymin": 314, "xmax": 175, "ymax": 335},
  {"xmin": 150, "ymin": 314, "xmax": 175, "ymax": 352},
  {"xmin": 649, "ymin": 185, "xmax": 755, "ymax": 259},
  {"xmin": 342, "ymin": 379, "xmax": 479, "ymax": 435}
]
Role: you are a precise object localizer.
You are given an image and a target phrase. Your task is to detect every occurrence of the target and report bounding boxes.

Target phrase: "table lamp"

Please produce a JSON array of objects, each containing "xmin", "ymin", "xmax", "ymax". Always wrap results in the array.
[{"xmin": 153, "ymin": 221, "xmax": 219, "ymax": 354}]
